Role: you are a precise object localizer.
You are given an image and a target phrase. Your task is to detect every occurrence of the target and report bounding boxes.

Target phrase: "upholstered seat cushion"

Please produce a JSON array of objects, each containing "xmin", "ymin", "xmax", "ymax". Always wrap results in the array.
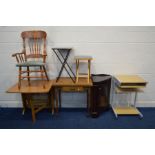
[{"xmin": 16, "ymin": 61, "xmax": 45, "ymax": 67}]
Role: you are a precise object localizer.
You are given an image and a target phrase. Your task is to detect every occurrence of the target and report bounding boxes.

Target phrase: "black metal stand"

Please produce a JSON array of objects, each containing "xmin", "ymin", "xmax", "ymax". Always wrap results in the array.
[{"xmin": 52, "ymin": 48, "xmax": 76, "ymax": 82}]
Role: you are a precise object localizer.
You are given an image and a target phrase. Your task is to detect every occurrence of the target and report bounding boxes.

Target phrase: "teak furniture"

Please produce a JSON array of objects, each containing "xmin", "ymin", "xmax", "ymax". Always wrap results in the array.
[
  {"xmin": 75, "ymin": 56, "xmax": 93, "ymax": 83},
  {"xmin": 7, "ymin": 80, "xmax": 55, "ymax": 122},
  {"xmin": 52, "ymin": 48, "xmax": 76, "ymax": 83},
  {"xmin": 112, "ymin": 75, "xmax": 147, "ymax": 118},
  {"xmin": 12, "ymin": 31, "xmax": 49, "ymax": 89},
  {"xmin": 53, "ymin": 77, "xmax": 93, "ymax": 114},
  {"xmin": 7, "ymin": 78, "xmax": 93, "ymax": 122},
  {"xmin": 91, "ymin": 74, "xmax": 112, "ymax": 117}
]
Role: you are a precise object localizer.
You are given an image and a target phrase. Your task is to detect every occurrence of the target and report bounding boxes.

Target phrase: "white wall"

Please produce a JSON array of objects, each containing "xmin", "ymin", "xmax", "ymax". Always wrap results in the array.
[{"xmin": 0, "ymin": 26, "xmax": 155, "ymax": 107}]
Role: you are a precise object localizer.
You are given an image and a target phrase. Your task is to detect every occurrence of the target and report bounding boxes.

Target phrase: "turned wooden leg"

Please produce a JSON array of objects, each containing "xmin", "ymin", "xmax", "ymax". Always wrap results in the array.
[
  {"xmin": 27, "ymin": 66, "xmax": 30, "ymax": 86},
  {"xmin": 43, "ymin": 66, "xmax": 49, "ymax": 81},
  {"xmin": 29, "ymin": 98, "xmax": 36, "ymax": 123},
  {"xmin": 21, "ymin": 93, "xmax": 27, "ymax": 115},
  {"xmin": 40, "ymin": 66, "xmax": 45, "ymax": 89},
  {"xmin": 18, "ymin": 66, "xmax": 22, "ymax": 89},
  {"xmin": 55, "ymin": 88, "xmax": 59, "ymax": 113},
  {"xmin": 58, "ymin": 88, "xmax": 61, "ymax": 112}
]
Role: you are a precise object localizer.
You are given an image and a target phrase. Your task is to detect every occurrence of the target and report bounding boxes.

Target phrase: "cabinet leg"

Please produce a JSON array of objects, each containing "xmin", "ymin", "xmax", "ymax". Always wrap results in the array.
[{"xmin": 87, "ymin": 88, "xmax": 91, "ymax": 114}]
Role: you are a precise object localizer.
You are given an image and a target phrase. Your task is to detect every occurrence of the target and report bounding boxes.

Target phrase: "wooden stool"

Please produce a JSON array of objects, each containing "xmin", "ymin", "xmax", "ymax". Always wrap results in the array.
[{"xmin": 75, "ymin": 56, "xmax": 93, "ymax": 83}]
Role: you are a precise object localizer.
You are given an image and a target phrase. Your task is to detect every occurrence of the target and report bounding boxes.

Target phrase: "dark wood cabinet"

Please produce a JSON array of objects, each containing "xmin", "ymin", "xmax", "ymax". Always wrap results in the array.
[{"xmin": 91, "ymin": 74, "xmax": 112, "ymax": 117}]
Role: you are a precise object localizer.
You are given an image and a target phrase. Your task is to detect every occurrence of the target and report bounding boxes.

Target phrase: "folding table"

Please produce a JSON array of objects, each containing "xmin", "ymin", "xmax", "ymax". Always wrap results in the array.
[
  {"xmin": 52, "ymin": 48, "xmax": 76, "ymax": 83},
  {"xmin": 7, "ymin": 80, "xmax": 55, "ymax": 122}
]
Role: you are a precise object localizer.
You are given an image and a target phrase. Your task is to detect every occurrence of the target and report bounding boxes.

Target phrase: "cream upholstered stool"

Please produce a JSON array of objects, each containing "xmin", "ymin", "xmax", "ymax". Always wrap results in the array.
[{"xmin": 75, "ymin": 56, "xmax": 93, "ymax": 83}]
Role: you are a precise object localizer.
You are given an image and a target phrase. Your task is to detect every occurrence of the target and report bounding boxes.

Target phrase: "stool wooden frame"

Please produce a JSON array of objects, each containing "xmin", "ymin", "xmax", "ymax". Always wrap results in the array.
[{"xmin": 75, "ymin": 56, "xmax": 93, "ymax": 83}]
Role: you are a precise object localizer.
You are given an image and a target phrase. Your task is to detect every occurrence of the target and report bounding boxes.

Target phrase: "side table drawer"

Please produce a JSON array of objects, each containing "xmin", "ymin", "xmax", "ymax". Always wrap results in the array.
[{"xmin": 61, "ymin": 87, "xmax": 85, "ymax": 92}]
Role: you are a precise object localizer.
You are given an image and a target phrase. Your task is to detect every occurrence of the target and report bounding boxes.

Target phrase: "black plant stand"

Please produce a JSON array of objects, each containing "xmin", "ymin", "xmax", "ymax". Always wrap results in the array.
[{"xmin": 52, "ymin": 48, "xmax": 76, "ymax": 83}]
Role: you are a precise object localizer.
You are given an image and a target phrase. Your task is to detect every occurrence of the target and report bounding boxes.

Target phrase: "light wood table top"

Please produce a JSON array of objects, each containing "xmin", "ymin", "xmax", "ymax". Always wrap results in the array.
[
  {"xmin": 114, "ymin": 75, "xmax": 147, "ymax": 88},
  {"xmin": 7, "ymin": 80, "xmax": 54, "ymax": 93},
  {"xmin": 74, "ymin": 56, "xmax": 93, "ymax": 60},
  {"xmin": 115, "ymin": 75, "xmax": 146, "ymax": 84},
  {"xmin": 7, "ymin": 78, "xmax": 93, "ymax": 94}
]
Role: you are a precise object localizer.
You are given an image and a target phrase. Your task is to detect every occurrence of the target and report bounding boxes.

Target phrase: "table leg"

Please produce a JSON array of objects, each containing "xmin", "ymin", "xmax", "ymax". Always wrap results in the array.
[
  {"xmin": 21, "ymin": 93, "xmax": 27, "ymax": 115},
  {"xmin": 51, "ymin": 88, "xmax": 55, "ymax": 115},
  {"xmin": 54, "ymin": 88, "xmax": 59, "ymax": 114},
  {"xmin": 29, "ymin": 99, "xmax": 36, "ymax": 123},
  {"xmin": 48, "ymin": 89, "xmax": 52, "ymax": 113},
  {"xmin": 58, "ymin": 88, "xmax": 61, "ymax": 112}
]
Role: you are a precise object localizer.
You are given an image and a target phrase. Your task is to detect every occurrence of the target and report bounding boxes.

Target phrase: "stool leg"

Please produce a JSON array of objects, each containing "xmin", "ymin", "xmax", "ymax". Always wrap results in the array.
[
  {"xmin": 76, "ymin": 60, "xmax": 79, "ymax": 83},
  {"xmin": 88, "ymin": 60, "xmax": 91, "ymax": 83},
  {"xmin": 18, "ymin": 66, "xmax": 22, "ymax": 89}
]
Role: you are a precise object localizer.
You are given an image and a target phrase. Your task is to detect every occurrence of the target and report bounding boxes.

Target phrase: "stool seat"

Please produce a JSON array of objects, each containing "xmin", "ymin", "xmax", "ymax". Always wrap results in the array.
[{"xmin": 74, "ymin": 56, "xmax": 93, "ymax": 60}]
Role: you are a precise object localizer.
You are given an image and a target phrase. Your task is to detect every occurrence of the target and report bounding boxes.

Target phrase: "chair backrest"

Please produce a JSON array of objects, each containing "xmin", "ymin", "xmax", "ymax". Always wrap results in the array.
[{"xmin": 21, "ymin": 31, "xmax": 47, "ymax": 62}]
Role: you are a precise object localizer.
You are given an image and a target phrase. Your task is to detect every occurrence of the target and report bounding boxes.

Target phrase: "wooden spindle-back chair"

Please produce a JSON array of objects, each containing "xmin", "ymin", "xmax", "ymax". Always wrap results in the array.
[{"xmin": 12, "ymin": 30, "xmax": 49, "ymax": 89}]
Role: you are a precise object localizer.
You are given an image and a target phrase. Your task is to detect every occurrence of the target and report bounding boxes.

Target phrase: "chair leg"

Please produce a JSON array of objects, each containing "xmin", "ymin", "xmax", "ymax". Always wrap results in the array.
[
  {"xmin": 40, "ymin": 66, "xmax": 45, "ymax": 89},
  {"xmin": 43, "ymin": 66, "xmax": 49, "ymax": 81},
  {"xmin": 18, "ymin": 66, "xmax": 22, "ymax": 89},
  {"xmin": 27, "ymin": 66, "xmax": 30, "ymax": 86}
]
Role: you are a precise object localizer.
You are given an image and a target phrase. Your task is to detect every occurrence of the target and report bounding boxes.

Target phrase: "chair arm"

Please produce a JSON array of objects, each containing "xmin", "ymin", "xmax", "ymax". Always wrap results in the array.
[
  {"xmin": 12, "ymin": 52, "xmax": 24, "ymax": 57},
  {"xmin": 12, "ymin": 52, "xmax": 26, "ymax": 63}
]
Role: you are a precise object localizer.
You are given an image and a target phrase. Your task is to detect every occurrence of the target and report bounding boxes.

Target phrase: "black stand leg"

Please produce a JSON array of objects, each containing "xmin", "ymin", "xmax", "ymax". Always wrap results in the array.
[{"xmin": 52, "ymin": 48, "xmax": 76, "ymax": 83}]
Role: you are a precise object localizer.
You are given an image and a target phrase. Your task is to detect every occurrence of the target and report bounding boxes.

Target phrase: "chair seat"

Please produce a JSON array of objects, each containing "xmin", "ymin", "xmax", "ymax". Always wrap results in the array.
[{"xmin": 16, "ymin": 61, "xmax": 45, "ymax": 67}]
